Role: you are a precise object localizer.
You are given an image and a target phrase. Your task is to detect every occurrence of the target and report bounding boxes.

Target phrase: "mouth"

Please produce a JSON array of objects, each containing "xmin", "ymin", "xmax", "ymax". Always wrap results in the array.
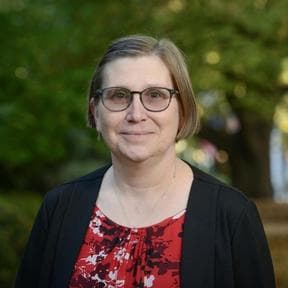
[
  {"xmin": 120, "ymin": 131, "xmax": 154, "ymax": 138},
  {"xmin": 120, "ymin": 131, "xmax": 153, "ymax": 135}
]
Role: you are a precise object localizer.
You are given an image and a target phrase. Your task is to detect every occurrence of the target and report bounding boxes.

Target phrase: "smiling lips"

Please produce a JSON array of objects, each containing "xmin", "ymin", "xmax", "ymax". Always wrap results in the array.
[
  {"xmin": 120, "ymin": 131, "xmax": 154, "ymax": 138},
  {"xmin": 120, "ymin": 131, "xmax": 153, "ymax": 135}
]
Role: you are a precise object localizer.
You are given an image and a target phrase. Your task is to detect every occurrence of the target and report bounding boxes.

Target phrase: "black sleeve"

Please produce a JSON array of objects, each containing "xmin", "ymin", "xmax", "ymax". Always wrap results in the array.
[
  {"xmin": 14, "ymin": 199, "xmax": 50, "ymax": 287},
  {"xmin": 14, "ymin": 187, "xmax": 61, "ymax": 288},
  {"xmin": 232, "ymin": 201, "xmax": 276, "ymax": 288}
]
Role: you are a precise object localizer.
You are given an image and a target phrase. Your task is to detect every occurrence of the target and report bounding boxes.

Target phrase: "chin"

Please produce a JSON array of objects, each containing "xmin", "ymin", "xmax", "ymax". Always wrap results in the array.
[
  {"xmin": 113, "ymin": 147, "xmax": 154, "ymax": 163},
  {"xmin": 123, "ymin": 152, "xmax": 152, "ymax": 163}
]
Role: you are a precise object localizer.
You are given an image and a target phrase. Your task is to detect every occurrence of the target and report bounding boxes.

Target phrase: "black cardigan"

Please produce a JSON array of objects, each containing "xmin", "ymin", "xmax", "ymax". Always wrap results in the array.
[{"xmin": 15, "ymin": 164, "xmax": 275, "ymax": 288}]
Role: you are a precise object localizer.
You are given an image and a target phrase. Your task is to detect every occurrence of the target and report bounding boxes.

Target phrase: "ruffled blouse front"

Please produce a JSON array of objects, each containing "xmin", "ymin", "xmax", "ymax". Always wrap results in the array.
[{"xmin": 69, "ymin": 205, "xmax": 185, "ymax": 288}]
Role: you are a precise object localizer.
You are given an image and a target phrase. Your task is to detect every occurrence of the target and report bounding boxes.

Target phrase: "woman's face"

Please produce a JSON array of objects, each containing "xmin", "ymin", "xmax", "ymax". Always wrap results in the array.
[{"xmin": 91, "ymin": 55, "xmax": 180, "ymax": 163}]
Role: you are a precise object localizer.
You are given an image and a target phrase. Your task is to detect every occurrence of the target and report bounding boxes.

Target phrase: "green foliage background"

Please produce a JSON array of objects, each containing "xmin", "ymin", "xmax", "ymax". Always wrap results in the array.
[
  {"xmin": 0, "ymin": 0, "xmax": 288, "ymax": 286},
  {"xmin": 0, "ymin": 194, "xmax": 41, "ymax": 287},
  {"xmin": 1, "ymin": 0, "xmax": 288, "ymax": 193}
]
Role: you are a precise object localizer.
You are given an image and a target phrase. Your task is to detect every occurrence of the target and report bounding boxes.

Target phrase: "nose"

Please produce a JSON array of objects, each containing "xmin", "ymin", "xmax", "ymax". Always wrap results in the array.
[{"xmin": 125, "ymin": 93, "xmax": 147, "ymax": 122}]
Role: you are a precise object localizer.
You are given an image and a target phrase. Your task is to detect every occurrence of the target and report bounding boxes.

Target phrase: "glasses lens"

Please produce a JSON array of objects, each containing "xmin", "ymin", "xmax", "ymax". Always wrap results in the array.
[
  {"xmin": 142, "ymin": 88, "xmax": 171, "ymax": 111},
  {"xmin": 102, "ymin": 88, "xmax": 130, "ymax": 111}
]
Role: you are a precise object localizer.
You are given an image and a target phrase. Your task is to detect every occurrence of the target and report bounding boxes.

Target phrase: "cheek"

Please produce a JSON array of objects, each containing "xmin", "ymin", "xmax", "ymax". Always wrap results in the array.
[
  {"xmin": 94, "ymin": 105, "xmax": 110, "ymax": 133},
  {"xmin": 97, "ymin": 112, "xmax": 118, "ymax": 136},
  {"xmin": 161, "ymin": 111, "xmax": 180, "ymax": 140}
]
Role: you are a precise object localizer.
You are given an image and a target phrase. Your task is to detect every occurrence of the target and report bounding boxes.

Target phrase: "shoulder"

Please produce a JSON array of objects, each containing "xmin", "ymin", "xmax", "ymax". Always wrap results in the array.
[
  {"xmin": 43, "ymin": 164, "xmax": 110, "ymax": 213},
  {"xmin": 189, "ymin": 164, "xmax": 264, "ymax": 240},
  {"xmin": 191, "ymin": 164, "xmax": 249, "ymax": 204},
  {"xmin": 190, "ymin": 164, "xmax": 257, "ymax": 227}
]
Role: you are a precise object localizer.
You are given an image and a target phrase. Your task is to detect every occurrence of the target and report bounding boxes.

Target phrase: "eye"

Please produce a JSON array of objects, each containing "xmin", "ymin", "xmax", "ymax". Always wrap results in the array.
[
  {"xmin": 147, "ymin": 89, "xmax": 163, "ymax": 98},
  {"xmin": 104, "ymin": 88, "xmax": 130, "ymax": 101},
  {"xmin": 112, "ymin": 89, "xmax": 129, "ymax": 99}
]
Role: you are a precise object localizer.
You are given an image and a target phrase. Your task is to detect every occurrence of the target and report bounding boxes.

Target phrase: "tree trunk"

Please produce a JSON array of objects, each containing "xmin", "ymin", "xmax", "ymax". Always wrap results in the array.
[
  {"xmin": 228, "ymin": 119, "xmax": 273, "ymax": 198},
  {"xmin": 198, "ymin": 117, "xmax": 274, "ymax": 198}
]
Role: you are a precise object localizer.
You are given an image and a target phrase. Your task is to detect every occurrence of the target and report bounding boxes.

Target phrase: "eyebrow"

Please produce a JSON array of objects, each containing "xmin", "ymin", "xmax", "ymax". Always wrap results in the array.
[{"xmin": 102, "ymin": 84, "xmax": 173, "ymax": 90}]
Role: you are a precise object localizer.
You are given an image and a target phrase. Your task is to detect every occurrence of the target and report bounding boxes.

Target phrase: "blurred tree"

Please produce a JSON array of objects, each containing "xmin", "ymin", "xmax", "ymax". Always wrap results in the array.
[
  {"xmin": 0, "ymin": 0, "xmax": 287, "ymax": 197},
  {"xmin": 172, "ymin": 0, "xmax": 288, "ymax": 198}
]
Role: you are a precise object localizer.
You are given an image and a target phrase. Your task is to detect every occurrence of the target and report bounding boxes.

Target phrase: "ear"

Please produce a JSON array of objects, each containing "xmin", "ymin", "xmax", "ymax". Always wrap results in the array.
[{"xmin": 89, "ymin": 98, "xmax": 101, "ymax": 132}]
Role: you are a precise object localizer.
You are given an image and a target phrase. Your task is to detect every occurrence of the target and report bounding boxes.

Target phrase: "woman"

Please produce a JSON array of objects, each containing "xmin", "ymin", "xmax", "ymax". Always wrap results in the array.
[{"xmin": 15, "ymin": 35, "xmax": 275, "ymax": 288}]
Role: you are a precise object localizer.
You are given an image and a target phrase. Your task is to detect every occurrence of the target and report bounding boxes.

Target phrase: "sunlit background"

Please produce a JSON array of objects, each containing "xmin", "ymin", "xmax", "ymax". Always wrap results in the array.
[{"xmin": 0, "ymin": 0, "xmax": 287, "ymax": 287}]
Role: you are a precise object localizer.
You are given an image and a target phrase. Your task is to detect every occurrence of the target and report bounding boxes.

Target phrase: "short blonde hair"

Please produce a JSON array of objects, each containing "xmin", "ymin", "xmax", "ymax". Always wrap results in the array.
[{"xmin": 87, "ymin": 35, "xmax": 199, "ymax": 140}]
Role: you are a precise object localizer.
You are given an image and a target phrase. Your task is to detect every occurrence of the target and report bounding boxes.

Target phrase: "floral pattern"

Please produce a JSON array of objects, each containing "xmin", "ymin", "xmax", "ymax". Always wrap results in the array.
[{"xmin": 69, "ymin": 206, "xmax": 185, "ymax": 288}]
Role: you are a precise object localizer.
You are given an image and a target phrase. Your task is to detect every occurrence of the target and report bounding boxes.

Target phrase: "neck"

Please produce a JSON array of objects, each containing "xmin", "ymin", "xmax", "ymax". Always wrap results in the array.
[{"xmin": 110, "ymin": 152, "xmax": 178, "ymax": 197}]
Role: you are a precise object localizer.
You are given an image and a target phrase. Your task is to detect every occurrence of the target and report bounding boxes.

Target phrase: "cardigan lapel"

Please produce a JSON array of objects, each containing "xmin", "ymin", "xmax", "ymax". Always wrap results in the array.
[
  {"xmin": 181, "ymin": 168, "xmax": 218, "ymax": 287},
  {"xmin": 52, "ymin": 167, "xmax": 108, "ymax": 288},
  {"xmin": 49, "ymin": 164, "xmax": 218, "ymax": 287}
]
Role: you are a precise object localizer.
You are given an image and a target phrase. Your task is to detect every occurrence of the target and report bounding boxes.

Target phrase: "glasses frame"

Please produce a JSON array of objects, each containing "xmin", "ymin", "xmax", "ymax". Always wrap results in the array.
[{"xmin": 94, "ymin": 87, "xmax": 179, "ymax": 112}]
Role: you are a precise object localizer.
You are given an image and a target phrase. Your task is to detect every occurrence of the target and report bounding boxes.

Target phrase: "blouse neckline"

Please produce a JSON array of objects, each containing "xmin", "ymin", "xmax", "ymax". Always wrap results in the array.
[{"xmin": 96, "ymin": 204, "xmax": 186, "ymax": 231}]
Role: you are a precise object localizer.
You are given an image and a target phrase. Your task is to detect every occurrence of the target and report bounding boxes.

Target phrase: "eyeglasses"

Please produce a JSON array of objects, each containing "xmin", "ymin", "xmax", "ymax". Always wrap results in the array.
[{"xmin": 94, "ymin": 87, "xmax": 179, "ymax": 112}]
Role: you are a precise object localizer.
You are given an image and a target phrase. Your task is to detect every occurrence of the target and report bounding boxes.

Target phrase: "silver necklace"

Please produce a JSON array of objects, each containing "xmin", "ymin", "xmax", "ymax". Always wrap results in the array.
[{"xmin": 112, "ymin": 163, "xmax": 177, "ymax": 228}]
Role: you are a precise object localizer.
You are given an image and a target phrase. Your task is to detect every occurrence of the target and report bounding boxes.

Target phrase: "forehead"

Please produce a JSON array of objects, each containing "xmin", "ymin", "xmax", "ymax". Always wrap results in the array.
[{"xmin": 101, "ymin": 55, "xmax": 173, "ymax": 88}]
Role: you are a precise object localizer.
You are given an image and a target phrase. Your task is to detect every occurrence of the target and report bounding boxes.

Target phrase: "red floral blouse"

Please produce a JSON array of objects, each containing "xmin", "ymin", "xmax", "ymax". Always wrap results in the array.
[{"xmin": 69, "ymin": 205, "xmax": 185, "ymax": 288}]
